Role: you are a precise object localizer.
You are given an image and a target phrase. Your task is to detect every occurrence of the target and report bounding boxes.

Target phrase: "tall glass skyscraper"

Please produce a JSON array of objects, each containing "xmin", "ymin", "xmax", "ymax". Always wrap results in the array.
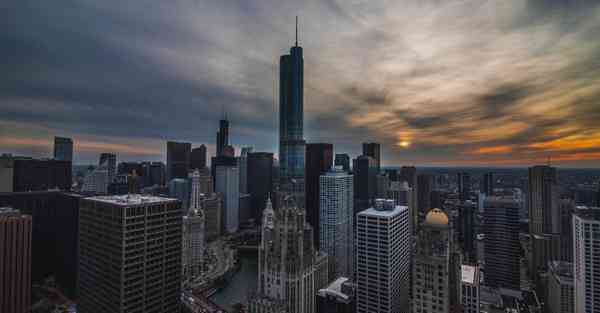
[{"xmin": 279, "ymin": 22, "xmax": 305, "ymax": 206}]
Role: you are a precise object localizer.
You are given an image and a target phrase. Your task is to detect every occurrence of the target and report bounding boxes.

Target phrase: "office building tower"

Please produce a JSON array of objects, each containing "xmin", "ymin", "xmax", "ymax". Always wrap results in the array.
[
  {"xmin": 0, "ymin": 192, "xmax": 81, "ymax": 297},
  {"xmin": 141, "ymin": 161, "xmax": 166, "ymax": 187},
  {"xmin": 481, "ymin": 172, "xmax": 494, "ymax": 196},
  {"xmin": 546, "ymin": 261, "xmax": 574, "ymax": 313},
  {"xmin": 457, "ymin": 172, "xmax": 471, "ymax": 201},
  {"xmin": 362, "ymin": 142, "xmax": 381, "ymax": 171},
  {"xmin": 239, "ymin": 147, "xmax": 253, "ymax": 194},
  {"xmin": 317, "ymin": 277, "xmax": 355, "ymax": 313},
  {"xmin": 278, "ymin": 24, "xmax": 306, "ymax": 206},
  {"xmin": 166, "ymin": 141, "xmax": 191, "ymax": 180},
  {"xmin": 483, "ymin": 197, "xmax": 520, "ymax": 289},
  {"xmin": 417, "ymin": 173, "xmax": 433, "ymax": 215},
  {"xmin": 319, "ymin": 167, "xmax": 353, "ymax": 278},
  {"xmin": 0, "ymin": 207, "xmax": 31, "ymax": 313},
  {"xmin": 256, "ymin": 195, "xmax": 328, "ymax": 313},
  {"xmin": 217, "ymin": 119, "xmax": 230, "ymax": 157},
  {"xmin": 117, "ymin": 162, "xmax": 143, "ymax": 176},
  {"xmin": 352, "ymin": 155, "xmax": 377, "ymax": 214},
  {"xmin": 460, "ymin": 265, "xmax": 480, "ymax": 313},
  {"xmin": 247, "ymin": 152, "xmax": 273, "ymax": 221},
  {"xmin": 53, "ymin": 136, "xmax": 73, "ymax": 162},
  {"xmin": 399, "ymin": 166, "xmax": 417, "ymax": 188},
  {"xmin": 400, "ymin": 166, "xmax": 418, "ymax": 233},
  {"xmin": 210, "ymin": 155, "xmax": 237, "ymax": 188},
  {"xmin": 215, "ymin": 165, "xmax": 240, "ymax": 233},
  {"xmin": 574, "ymin": 210, "xmax": 600, "ymax": 313},
  {"xmin": 197, "ymin": 167, "xmax": 213, "ymax": 194},
  {"xmin": 182, "ymin": 170, "xmax": 205, "ymax": 280},
  {"xmin": 460, "ymin": 201, "xmax": 477, "ymax": 262},
  {"xmin": 78, "ymin": 195, "xmax": 182, "ymax": 313},
  {"xmin": 376, "ymin": 173, "xmax": 390, "ymax": 198},
  {"xmin": 168, "ymin": 178, "xmax": 190, "ymax": 209},
  {"xmin": 356, "ymin": 200, "xmax": 410, "ymax": 313},
  {"xmin": 528, "ymin": 165, "xmax": 559, "ymax": 234},
  {"xmin": 334, "ymin": 153, "xmax": 350, "ymax": 172},
  {"xmin": 388, "ymin": 181, "xmax": 411, "ymax": 206},
  {"xmin": 81, "ymin": 166, "xmax": 109, "ymax": 195},
  {"xmin": 413, "ymin": 208, "xmax": 451, "ymax": 313},
  {"xmin": 203, "ymin": 193, "xmax": 222, "ymax": 241},
  {"xmin": 0, "ymin": 155, "xmax": 71, "ymax": 192},
  {"xmin": 559, "ymin": 199, "xmax": 576, "ymax": 262},
  {"xmin": 99, "ymin": 153, "xmax": 116, "ymax": 183},
  {"xmin": 306, "ymin": 143, "xmax": 333, "ymax": 248},
  {"xmin": 239, "ymin": 193, "xmax": 252, "ymax": 224},
  {"xmin": 190, "ymin": 145, "xmax": 207, "ymax": 170},
  {"xmin": 107, "ymin": 174, "xmax": 130, "ymax": 195}
]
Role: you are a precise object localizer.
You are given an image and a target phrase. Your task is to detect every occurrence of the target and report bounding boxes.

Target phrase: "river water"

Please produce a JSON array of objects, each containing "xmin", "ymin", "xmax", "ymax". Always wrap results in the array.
[{"xmin": 210, "ymin": 251, "xmax": 258, "ymax": 311}]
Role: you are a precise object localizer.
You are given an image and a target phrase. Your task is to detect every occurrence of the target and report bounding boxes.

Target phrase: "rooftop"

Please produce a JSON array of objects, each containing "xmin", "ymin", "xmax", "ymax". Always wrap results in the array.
[
  {"xmin": 317, "ymin": 277, "xmax": 350, "ymax": 301},
  {"xmin": 461, "ymin": 265, "xmax": 479, "ymax": 285},
  {"xmin": 85, "ymin": 194, "xmax": 178, "ymax": 206},
  {"xmin": 359, "ymin": 204, "xmax": 408, "ymax": 218}
]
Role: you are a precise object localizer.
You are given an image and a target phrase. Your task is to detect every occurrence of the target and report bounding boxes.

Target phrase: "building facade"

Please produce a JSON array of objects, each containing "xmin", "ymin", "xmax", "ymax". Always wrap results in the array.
[
  {"xmin": 247, "ymin": 152, "xmax": 273, "ymax": 222},
  {"xmin": 99, "ymin": 153, "xmax": 116, "ymax": 183},
  {"xmin": 54, "ymin": 136, "xmax": 73, "ymax": 162},
  {"xmin": 362, "ymin": 142, "xmax": 381, "ymax": 172},
  {"xmin": 460, "ymin": 265, "xmax": 480, "ymax": 313},
  {"xmin": 190, "ymin": 145, "xmax": 207, "ymax": 170},
  {"xmin": 166, "ymin": 141, "xmax": 191, "ymax": 181},
  {"xmin": 182, "ymin": 170, "xmax": 205, "ymax": 280},
  {"xmin": 334, "ymin": 153, "xmax": 350, "ymax": 172},
  {"xmin": 0, "ymin": 207, "xmax": 31, "ymax": 313},
  {"xmin": 546, "ymin": 261, "xmax": 574, "ymax": 313},
  {"xmin": 574, "ymin": 210, "xmax": 600, "ymax": 313},
  {"xmin": 306, "ymin": 143, "xmax": 333, "ymax": 249},
  {"xmin": 215, "ymin": 165, "xmax": 240, "ymax": 233}
]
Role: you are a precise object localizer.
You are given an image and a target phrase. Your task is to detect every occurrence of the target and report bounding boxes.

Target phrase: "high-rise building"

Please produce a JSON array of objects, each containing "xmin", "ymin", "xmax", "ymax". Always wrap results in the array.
[
  {"xmin": 574, "ymin": 209, "xmax": 600, "ymax": 313},
  {"xmin": 559, "ymin": 199, "xmax": 576, "ymax": 262},
  {"xmin": 352, "ymin": 155, "xmax": 377, "ymax": 214},
  {"xmin": 400, "ymin": 166, "xmax": 418, "ymax": 233},
  {"xmin": 546, "ymin": 261, "xmax": 574, "ymax": 313},
  {"xmin": 278, "ymin": 24, "xmax": 306, "ymax": 206},
  {"xmin": 117, "ymin": 162, "xmax": 143, "ymax": 176},
  {"xmin": 168, "ymin": 178, "xmax": 189, "ymax": 209},
  {"xmin": 99, "ymin": 153, "xmax": 116, "ymax": 183},
  {"xmin": 141, "ymin": 161, "xmax": 166, "ymax": 187},
  {"xmin": 417, "ymin": 173, "xmax": 433, "ymax": 216},
  {"xmin": 0, "ymin": 192, "xmax": 81, "ymax": 297},
  {"xmin": 239, "ymin": 147, "xmax": 253, "ymax": 194},
  {"xmin": 54, "ymin": 136, "xmax": 73, "ymax": 162},
  {"xmin": 483, "ymin": 197, "xmax": 521, "ymax": 289},
  {"xmin": 355, "ymin": 200, "xmax": 410, "ymax": 313},
  {"xmin": 190, "ymin": 145, "xmax": 207, "ymax": 170},
  {"xmin": 197, "ymin": 167, "xmax": 213, "ymax": 194},
  {"xmin": 319, "ymin": 167, "xmax": 353, "ymax": 278},
  {"xmin": 334, "ymin": 153, "xmax": 350, "ymax": 172},
  {"xmin": 247, "ymin": 152, "xmax": 273, "ymax": 221},
  {"xmin": 376, "ymin": 173, "xmax": 390, "ymax": 198},
  {"xmin": 317, "ymin": 277, "xmax": 355, "ymax": 313},
  {"xmin": 0, "ymin": 207, "xmax": 31, "ymax": 313},
  {"xmin": 0, "ymin": 156, "xmax": 71, "ymax": 192},
  {"xmin": 182, "ymin": 170, "xmax": 205, "ymax": 280},
  {"xmin": 384, "ymin": 169, "xmax": 399, "ymax": 182},
  {"xmin": 457, "ymin": 172, "xmax": 471, "ymax": 201},
  {"xmin": 413, "ymin": 208, "xmax": 451, "ymax": 313},
  {"xmin": 78, "ymin": 195, "xmax": 182, "ymax": 313},
  {"xmin": 460, "ymin": 201, "xmax": 477, "ymax": 263},
  {"xmin": 202, "ymin": 193, "xmax": 222, "ymax": 241},
  {"xmin": 217, "ymin": 119, "xmax": 230, "ymax": 157},
  {"xmin": 215, "ymin": 165, "xmax": 239, "ymax": 233},
  {"xmin": 362, "ymin": 142, "xmax": 381, "ymax": 171},
  {"xmin": 166, "ymin": 141, "xmax": 191, "ymax": 180},
  {"xmin": 481, "ymin": 172, "xmax": 494, "ymax": 196},
  {"xmin": 460, "ymin": 265, "xmax": 480, "ymax": 313},
  {"xmin": 256, "ymin": 195, "xmax": 328, "ymax": 313},
  {"xmin": 81, "ymin": 166, "xmax": 109, "ymax": 195},
  {"xmin": 306, "ymin": 143, "xmax": 333, "ymax": 249}
]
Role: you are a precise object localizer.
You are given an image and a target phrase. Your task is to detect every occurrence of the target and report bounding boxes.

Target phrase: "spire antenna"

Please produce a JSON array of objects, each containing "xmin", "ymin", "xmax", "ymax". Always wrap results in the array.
[{"xmin": 295, "ymin": 16, "xmax": 298, "ymax": 46}]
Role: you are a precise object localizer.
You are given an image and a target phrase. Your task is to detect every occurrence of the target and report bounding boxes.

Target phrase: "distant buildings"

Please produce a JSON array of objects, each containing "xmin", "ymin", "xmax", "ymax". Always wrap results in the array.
[
  {"xmin": 306, "ymin": 143, "xmax": 333, "ymax": 249},
  {"xmin": 169, "ymin": 178, "xmax": 190, "ymax": 209},
  {"xmin": 417, "ymin": 173, "xmax": 433, "ymax": 217},
  {"xmin": 239, "ymin": 147, "xmax": 253, "ymax": 194},
  {"xmin": 247, "ymin": 152, "xmax": 273, "ymax": 221},
  {"xmin": 353, "ymin": 155, "xmax": 377, "ymax": 213},
  {"xmin": 81, "ymin": 166, "xmax": 109, "ymax": 194},
  {"xmin": 191, "ymin": 144, "xmax": 207, "ymax": 170},
  {"xmin": 457, "ymin": 172, "xmax": 471, "ymax": 201},
  {"xmin": 573, "ymin": 210, "xmax": 600, "ymax": 313},
  {"xmin": 166, "ymin": 141, "xmax": 191, "ymax": 180},
  {"xmin": 78, "ymin": 195, "xmax": 182, "ymax": 313},
  {"xmin": 319, "ymin": 167, "xmax": 353, "ymax": 278},
  {"xmin": 182, "ymin": 170, "xmax": 205, "ymax": 280},
  {"xmin": 483, "ymin": 197, "xmax": 521, "ymax": 289},
  {"xmin": 53, "ymin": 136, "xmax": 73, "ymax": 162},
  {"xmin": 0, "ymin": 155, "xmax": 71, "ymax": 192},
  {"xmin": 215, "ymin": 165, "xmax": 240, "ymax": 233},
  {"xmin": 362, "ymin": 142, "xmax": 381, "ymax": 172},
  {"xmin": 141, "ymin": 161, "xmax": 166, "ymax": 187},
  {"xmin": 216, "ymin": 119, "xmax": 230, "ymax": 157},
  {"xmin": 203, "ymin": 193, "xmax": 222, "ymax": 241},
  {"xmin": 0, "ymin": 207, "xmax": 31, "ymax": 313},
  {"xmin": 546, "ymin": 261, "xmax": 574, "ymax": 313},
  {"xmin": 481, "ymin": 172, "xmax": 494, "ymax": 196},
  {"xmin": 334, "ymin": 153, "xmax": 350, "ymax": 172},
  {"xmin": 99, "ymin": 153, "xmax": 116, "ymax": 183}
]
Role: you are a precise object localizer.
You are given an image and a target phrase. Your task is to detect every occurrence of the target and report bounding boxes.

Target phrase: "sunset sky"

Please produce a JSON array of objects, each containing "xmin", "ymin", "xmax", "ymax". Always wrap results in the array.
[{"xmin": 2, "ymin": 0, "xmax": 600, "ymax": 167}]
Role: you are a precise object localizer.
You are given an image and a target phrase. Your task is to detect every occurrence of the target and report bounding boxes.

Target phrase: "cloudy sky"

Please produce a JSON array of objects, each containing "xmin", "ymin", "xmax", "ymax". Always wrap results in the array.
[{"xmin": 2, "ymin": 0, "xmax": 600, "ymax": 167}]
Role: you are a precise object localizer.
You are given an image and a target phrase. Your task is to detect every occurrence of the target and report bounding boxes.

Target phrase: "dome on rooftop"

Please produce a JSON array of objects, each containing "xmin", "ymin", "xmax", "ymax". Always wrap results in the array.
[{"xmin": 424, "ymin": 208, "xmax": 449, "ymax": 226}]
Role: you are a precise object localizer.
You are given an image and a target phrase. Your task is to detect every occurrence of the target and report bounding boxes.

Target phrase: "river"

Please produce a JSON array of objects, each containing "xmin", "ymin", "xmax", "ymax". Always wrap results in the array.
[{"xmin": 210, "ymin": 251, "xmax": 258, "ymax": 311}]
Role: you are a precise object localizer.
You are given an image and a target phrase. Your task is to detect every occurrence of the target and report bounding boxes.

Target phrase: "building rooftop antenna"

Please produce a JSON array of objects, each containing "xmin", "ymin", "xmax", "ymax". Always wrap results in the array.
[{"xmin": 295, "ymin": 16, "xmax": 298, "ymax": 47}]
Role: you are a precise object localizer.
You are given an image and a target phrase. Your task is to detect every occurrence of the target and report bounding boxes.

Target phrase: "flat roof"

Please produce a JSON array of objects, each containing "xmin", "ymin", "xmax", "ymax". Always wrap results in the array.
[
  {"xmin": 461, "ymin": 265, "xmax": 479, "ymax": 285},
  {"xmin": 359, "ymin": 205, "xmax": 408, "ymax": 218},
  {"xmin": 318, "ymin": 277, "xmax": 350, "ymax": 300},
  {"xmin": 85, "ymin": 194, "xmax": 178, "ymax": 206}
]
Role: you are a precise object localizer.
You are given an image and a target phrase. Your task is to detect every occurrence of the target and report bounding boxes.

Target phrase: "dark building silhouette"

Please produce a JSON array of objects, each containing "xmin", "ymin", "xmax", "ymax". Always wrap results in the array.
[
  {"xmin": 457, "ymin": 172, "xmax": 471, "ymax": 201},
  {"xmin": 362, "ymin": 142, "xmax": 381, "ymax": 172},
  {"xmin": 99, "ymin": 153, "xmax": 116, "ymax": 182},
  {"xmin": 191, "ymin": 145, "xmax": 207, "ymax": 170},
  {"xmin": 352, "ymin": 155, "xmax": 377, "ymax": 214},
  {"xmin": 334, "ymin": 154, "xmax": 350, "ymax": 172},
  {"xmin": 1, "ymin": 156, "xmax": 71, "ymax": 192},
  {"xmin": 217, "ymin": 119, "xmax": 230, "ymax": 157},
  {"xmin": 481, "ymin": 172, "xmax": 494, "ymax": 196},
  {"xmin": 117, "ymin": 162, "xmax": 143, "ymax": 176},
  {"xmin": 166, "ymin": 141, "xmax": 191, "ymax": 181},
  {"xmin": 417, "ymin": 173, "xmax": 433, "ymax": 214},
  {"xmin": 107, "ymin": 174, "xmax": 130, "ymax": 195},
  {"xmin": 305, "ymin": 143, "xmax": 333, "ymax": 249},
  {"xmin": 211, "ymin": 156, "xmax": 237, "ymax": 189},
  {"xmin": 223, "ymin": 145, "xmax": 235, "ymax": 157},
  {"xmin": 460, "ymin": 201, "xmax": 477, "ymax": 262},
  {"xmin": 247, "ymin": 152, "xmax": 274, "ymax": 221},
  {"xmin": 384, "ymin": 169, "xmax": 399, "ymax": 181},
  {"xmin": 53, "ymin": 136, "xmax": 73, "ymax": 162},
  {"xmin": 0, "ymin": 191, "xmax": 80, "ymax": 297},
  {"xmin": 0, "ymin": 208, "xmax": 31, "ymax": 313},
  {"xmin": 141, "ymin": 161, "xmax": 166, "ymax": 187}
]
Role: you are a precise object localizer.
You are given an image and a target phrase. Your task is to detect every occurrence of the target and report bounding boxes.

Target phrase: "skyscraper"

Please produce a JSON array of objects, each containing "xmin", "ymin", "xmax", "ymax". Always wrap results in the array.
[
  {"xmin": 0, "ymin": 156, "xmax": 72, "ymax": 192},
  {"xmin": 247, "ymin": 152, "xmax": 273, "ymax": 221},
  {"xmin": 81, "ymin": 165, "xmax": 109, "ymax": 195},
  {"xmin": 166, "ymin": 141, "xmax": 191, "ymax": 180},
  {"xmin": 190, "ymin": 145, "xmax": 207, "ymax": 170},
  {"xmin": 216, "ymin": 119, "xmax": 230, "ymax": 157},
  {"xmin": 279, "ymin": 20, "xmax": 306, "ymax": 205},
  {"xmin": 99, "ymin": 153, "xmax": 116, "ymax": 183},
  {"xmin": 481, "ymin": 172, "xmax": 494, "ymax": 196},
  {"xmin": 460, "ymin": 265, "xmax": 480, "ymax": 313},
  {"xmin": 215, "ymin": 165, "xmax": 240, "ymax": 233},
  {"xmin": 356, "ymin": 200, "xmax": 410, "ymax": 313},
  {"xmin": 483, "ymin": 197, "xmax": 521, "ymax": 289},
  {"xmin": 319, "ymin": 167, "xmax": 353, "ymax": 278},
  {"xmin": 413, "ymin": 208, "xmax": 451, "ymax": 313},
  {"xmin": 417, "ymin": 173, "xmax": 433, "ymax": 216},
  {"xmin": 399, "ymin": 166, "xmax": 418, "ymax": 233},
  {"xmin": 203, "ymin": 193, "xmax": 222, "ymax": 241},
  {"xmin": 334, "ymin": 153, "xmax": 350, "ymax": 172},
  {"xmin": 239, "ymin": 147, "xmax": 253, "ymax": 194},
  {"xmin": 457, "ymin": 172, "xmax": 471, "ymax": 201},
  {"xmin": 182, "ymin": 169, "xmax": 205, "ymax": 280},
  {"xmin": 352, "ymin": 155, "xmax": 377, "ymax": 214},
  {"xmin": 53, "ymin": 136, "xmax": 73, "ymax": 162},
  {"xmin": 573, "ymin": 210, "xmax": 600, "ymax": 313},
  {"xmin": 306, "ymin": 143, "xmax": 333, "ymax": 248},
  {"xmin": 0, "ymin": 207, "xmax": 31, "ymax": 313},
  {"xmin": 78, "ymin": 195, "xmax": 182, "ymax": 313},
  {"xmin": 362, "ymin": 142, "xmax": 381, "ymax": 172},
  {"xmin": 546, "ymin": 261, "xmax": 574, "ymax": 313},
  {"xmin": 168, "ymin": 178, "xmax": 190, "ymax": 209}
]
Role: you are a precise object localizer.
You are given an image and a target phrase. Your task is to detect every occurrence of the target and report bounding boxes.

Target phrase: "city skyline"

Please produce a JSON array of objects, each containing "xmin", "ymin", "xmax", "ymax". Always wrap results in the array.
[{"xmin": 3, "ymin": 0, "xmax": 600, "ymax": 167}]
